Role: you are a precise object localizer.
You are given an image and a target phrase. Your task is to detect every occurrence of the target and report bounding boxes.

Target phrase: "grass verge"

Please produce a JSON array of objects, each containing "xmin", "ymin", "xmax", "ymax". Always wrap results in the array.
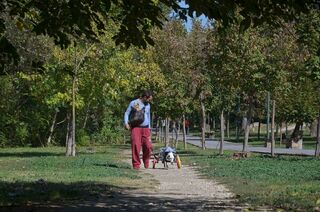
[
  {"xmin": 177, "ymin": 145, "xmax": 320, "ymax": 211},
  {"xmin": 0, "ymin": 145, "xmax": 147, "ymax": 206}
]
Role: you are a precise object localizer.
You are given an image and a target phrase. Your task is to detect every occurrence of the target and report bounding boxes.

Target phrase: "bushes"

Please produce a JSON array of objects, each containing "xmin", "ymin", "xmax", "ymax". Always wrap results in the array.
[
  {"xmin": 94, "ymin": 125, "xmax": 124, "ymax": 144},
  {"xmin": 0, "ymin": 132, "xmax": 8, "ymax": 147},
  {"xmin": 76, "ymin": 129, "xmax": 90, "ymax": 146},
  {"xmin": 93, "ymin": 115, "xmax": 125, "ymax": 145}
]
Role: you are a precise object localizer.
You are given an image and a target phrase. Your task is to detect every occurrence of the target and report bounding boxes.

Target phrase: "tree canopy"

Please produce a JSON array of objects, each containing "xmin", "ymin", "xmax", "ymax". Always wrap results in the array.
[{"xmin": 1, "ymin": 0, "xmax": 318, "ymax": 73}]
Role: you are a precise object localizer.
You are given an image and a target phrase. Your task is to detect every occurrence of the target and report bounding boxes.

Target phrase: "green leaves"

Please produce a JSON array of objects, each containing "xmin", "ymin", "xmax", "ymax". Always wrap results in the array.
[{"xmin": 239, "ymin": 18, "xmax": 251, "ymax": 34}]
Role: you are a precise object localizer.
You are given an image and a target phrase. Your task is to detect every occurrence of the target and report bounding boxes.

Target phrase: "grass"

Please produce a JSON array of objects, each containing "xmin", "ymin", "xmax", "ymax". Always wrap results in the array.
[
  {"xmin": 2, "ymin": 141, "xmax": 319, "ymax": 210},
  {"xmin": 177, "ymin": 145, "xmax": 320, "ymax": 211},
  {"xmin": 0, "ymin": 145, "xmax": 148, "ymax": 206}
]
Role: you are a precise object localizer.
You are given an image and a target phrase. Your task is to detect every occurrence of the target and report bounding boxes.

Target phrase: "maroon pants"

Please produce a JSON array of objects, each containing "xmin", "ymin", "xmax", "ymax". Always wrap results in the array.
[{"xmin": 131, "ymin": 127, "xmax": 153, "ymax": 169}]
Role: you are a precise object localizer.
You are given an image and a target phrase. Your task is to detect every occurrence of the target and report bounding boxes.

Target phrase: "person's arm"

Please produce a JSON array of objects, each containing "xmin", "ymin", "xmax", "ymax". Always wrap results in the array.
[
  {"xmin": 148, "ymin": 104, "xmax": 151, "ymax": 129},
  {"xmin": 124, "ymin": 101, "xmax": 133, "ymax": 130}
]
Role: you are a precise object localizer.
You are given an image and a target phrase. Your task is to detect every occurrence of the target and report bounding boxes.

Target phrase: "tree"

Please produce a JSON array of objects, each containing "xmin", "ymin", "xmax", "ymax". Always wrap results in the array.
[
  {"xmin": 1, "ymin": 0, "xmax": 316, "ymax": 73},
  {"xmin": 151, "ymin": 20, "xmax": 193, "ymax": 147}
]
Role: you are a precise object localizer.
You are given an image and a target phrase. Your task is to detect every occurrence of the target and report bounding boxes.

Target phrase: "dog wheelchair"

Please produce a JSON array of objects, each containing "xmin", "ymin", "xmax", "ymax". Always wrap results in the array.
[{"xmin": 152, "ymin": 146, "xmax": 182, "ymax": 169}]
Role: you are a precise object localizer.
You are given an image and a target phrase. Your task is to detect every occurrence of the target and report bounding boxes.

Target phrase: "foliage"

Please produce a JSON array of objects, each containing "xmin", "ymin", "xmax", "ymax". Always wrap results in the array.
[
  {"xmin": 152, "ymin": 20, "xmax": 193, "ymax": 119},
  {"xmin": 0, "ymin": 1, "xmax": 319, "ymax": 150},
  {"xmin": 94, "ymin": 113, "xmax": 124, "ymax": 145},
  {"xmin": 76, "ymin": 129, "xmax": 90, "ymax": 146},
  {"xmin": 1, "ymin": 0, "xmax": 316, "ymax": 73}
]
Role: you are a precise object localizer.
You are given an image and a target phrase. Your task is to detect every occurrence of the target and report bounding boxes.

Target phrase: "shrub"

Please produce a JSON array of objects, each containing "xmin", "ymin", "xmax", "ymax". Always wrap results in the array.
[
  {"xmin": 76, "ymin": 129, "xmax": 90, "ymax": 146},
  {"xmin": 94, "ymin": 125, "xmax": 124, "ymax": 144}
]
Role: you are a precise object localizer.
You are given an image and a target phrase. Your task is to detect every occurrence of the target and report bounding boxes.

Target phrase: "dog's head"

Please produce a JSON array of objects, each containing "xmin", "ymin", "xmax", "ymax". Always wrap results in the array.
[{"xmin": 166, "ymin": 152, "xmax": 174, "ymax": 163}]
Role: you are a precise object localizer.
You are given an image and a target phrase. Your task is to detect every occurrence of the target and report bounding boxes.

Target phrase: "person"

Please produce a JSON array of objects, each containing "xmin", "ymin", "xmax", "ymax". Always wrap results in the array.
[
  {"xmin": 124, "ymin": 90, "xmax": 153, "ymax": 170},
  {"xmin": 185, "ymin": 119, "xmax": 190, "ymax": 135}
]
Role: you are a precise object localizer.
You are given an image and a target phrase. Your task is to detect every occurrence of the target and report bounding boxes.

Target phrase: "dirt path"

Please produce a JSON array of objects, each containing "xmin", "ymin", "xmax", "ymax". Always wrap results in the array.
[
  {"xmin": 5, "ymin": 150, "xmax": 269, "ymax": 212},
  {"xmin": 118, "ymin": 151, "xmax": 247, "ymax": 211}
]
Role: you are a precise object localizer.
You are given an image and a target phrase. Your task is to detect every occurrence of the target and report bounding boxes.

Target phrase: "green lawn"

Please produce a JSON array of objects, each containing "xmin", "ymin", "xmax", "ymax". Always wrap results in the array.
[
  {"xmin": 2, "ymin": 143, "xmax": 319, "ymax": 210},
  {"xmin": 0, "ymin": 145, "xmax": 146, "ymax": 206},
  {"xmin": 178, "ymin": 145, "xmax": 320, "ymax": 211}
]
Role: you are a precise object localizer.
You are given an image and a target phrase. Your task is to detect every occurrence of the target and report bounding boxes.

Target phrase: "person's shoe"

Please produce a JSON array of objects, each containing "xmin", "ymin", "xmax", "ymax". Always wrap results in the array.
[{"xmin": 133, "ymin": 166, "xmax": 140, "ymax": 170}]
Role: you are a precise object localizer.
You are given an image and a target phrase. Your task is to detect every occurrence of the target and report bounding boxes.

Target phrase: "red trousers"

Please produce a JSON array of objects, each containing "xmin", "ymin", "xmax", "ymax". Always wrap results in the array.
[{"xmin": 131, "ymin": 127, "xmax": 153, "ymax": 169}]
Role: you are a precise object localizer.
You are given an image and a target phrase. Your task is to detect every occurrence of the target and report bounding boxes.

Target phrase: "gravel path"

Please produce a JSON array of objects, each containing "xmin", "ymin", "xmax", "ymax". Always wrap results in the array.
[
  {"xmin": 4, "ymin": 150, "xmax": 260, "ymax": 212},
  {"xmin": 120, "ymin": 151, "xmax": 248, "ymax": 211}
]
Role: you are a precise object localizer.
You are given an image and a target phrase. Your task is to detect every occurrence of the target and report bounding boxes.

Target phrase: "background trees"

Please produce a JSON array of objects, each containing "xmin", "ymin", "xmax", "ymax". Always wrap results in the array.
[{"xmin": 0, "ymin": 1, "xmax": 319, "ymax": 157}]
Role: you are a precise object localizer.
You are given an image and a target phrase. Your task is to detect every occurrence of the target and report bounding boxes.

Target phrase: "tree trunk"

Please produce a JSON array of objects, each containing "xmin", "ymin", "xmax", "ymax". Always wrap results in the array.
[
  {"xmin": 161, "ymin": 120, "xmax": 165, "ymax": 143},
  {"xmin": 279, "ymin": 122, "xmax": 283, "ymax": 146},
  {"xmin": 47, "ymin": 109, "xmax": 58, "ymax": 146},
  {"xmin": 271, "ymin": 100, "xmax": 276, "ymax": 157},
  {"xmin": 213, "ymin": 117, "xmax": 215, "ymax": 131},
  {"xmin": 66, "ymin": 75, "xmax": 76, "ymax": 157},
  {"xmin": 165, "ymin": 118, "xmax": 169, "ymax": 147},
  {"xmin": 182, "ymin": 114, "xmax": 187, "ymax": 150},
  {"xmin": 71, "ymin": 75, "xmax": 76, "ymax": 156},
  {"xmin": 219, "ymin": 110, "xmax": 224, "ymax": 155},
  {"xmin": 266, "ymin": 92, "xmax": 271, "ymax": 144},
  {"xmin": 287, "ymin": 121, "xmax": 303, "ymax": 148},
  {"xmin": 236, "ymin": 118, "xmax": 240, "ymax": 142},
  {"xmin": 236, "ymin": 124, "xmax": 239, "ymax": 141},
  {"xmin": 82, "ymin": 107, "xmax": 90, "ymax": 129},
  {"xmin": 226, "ymin": 112, "xmax": 230, "ymax": 139},
  {"xmin": 172, "ymin": 121, "xmax": 178, "ymax": 147},
  {"xmin": 65, "ymin": 113, "xmax": 72, "ymax": 156},
  {"xmin": 242, "ymin": 117, "xmax": 247, "ymax": 132},
  {"xmin": 65, "ymin": 44, "xmax": 93, "ymax": 156},
  {"xmin": 200, "ymin": 98, "xmax": 206, "ymax": 150},
  {"xmin": 159, "ymin": 120, "xmax": 163, "ymax": 143},
  {"xmin": 155, "ymin": 119, "xmax": 158, "ymax": 141},
  {"xmin": 290, "ymin": 121, "xmax": 303, "ymax": 142},
  {"xmin": 243, "ymin": 97, "xmax": 253, "ymax": 152},
  {"xmin": 315, "ymin": 112, "xmax": 320, "ymax": 157},
  {"xmin": 310, "ymin": 119, "xmax": 318, "ymax": 137},
  {"xmin": 258, "ymin": 119, "xmax": 261, "ymax": 141},
  {"xmin": 276, "ymin": 124, "xmax": 279, "ymax": 142},
  {"xmin": 151, "ymin": 112, "xmax": 154, "ymax": 129}
]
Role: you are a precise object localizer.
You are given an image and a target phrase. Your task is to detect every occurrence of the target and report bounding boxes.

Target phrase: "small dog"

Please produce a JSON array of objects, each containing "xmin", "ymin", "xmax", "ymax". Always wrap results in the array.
[{"xmin": 153, "ymin": 146, "xmax": 176, "ymax": 169}]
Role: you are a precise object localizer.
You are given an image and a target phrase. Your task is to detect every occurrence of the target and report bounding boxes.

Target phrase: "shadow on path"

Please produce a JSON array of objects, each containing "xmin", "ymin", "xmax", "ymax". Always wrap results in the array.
[{"xmin": 2, "ymin": 191, "xmax": 244, "ymax": 212}]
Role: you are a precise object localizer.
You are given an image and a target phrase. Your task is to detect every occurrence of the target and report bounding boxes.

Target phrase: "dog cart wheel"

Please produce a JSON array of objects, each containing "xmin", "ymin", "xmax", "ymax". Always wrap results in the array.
[
  {"xmin": 176, "ymin": 154, "xmax": 182, "ymax": 169},
  {"xmin": 152, "ymin": 158, "xmax": 157, "ymax": 169},
  {"xmin": 152, "ymin": 154, "xmax": 159, "ymax": 169}
]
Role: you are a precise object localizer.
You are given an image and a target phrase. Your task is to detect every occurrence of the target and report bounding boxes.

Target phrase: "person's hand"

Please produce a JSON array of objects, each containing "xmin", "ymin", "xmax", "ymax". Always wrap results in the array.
[{"xmin": 125, "ymin": 124, "xmax": 131, "ymax": 130}]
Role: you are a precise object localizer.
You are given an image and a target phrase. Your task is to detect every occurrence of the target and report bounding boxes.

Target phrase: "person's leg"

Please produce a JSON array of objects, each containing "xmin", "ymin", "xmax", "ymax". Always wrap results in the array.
[
  {"xmin": 131, "ymin": 127, "xmax": 142, "ymax": 169},
  {"xmin": 141, "ymin": 128, "xmax": 153, "ymax": 169}
]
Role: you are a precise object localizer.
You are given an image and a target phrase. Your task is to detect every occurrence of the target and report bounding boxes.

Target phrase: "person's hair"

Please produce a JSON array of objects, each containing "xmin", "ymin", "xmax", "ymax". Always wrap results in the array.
[{"xmin": 141, "ymin": 90, "xmax": 153, "ymax": 98}]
